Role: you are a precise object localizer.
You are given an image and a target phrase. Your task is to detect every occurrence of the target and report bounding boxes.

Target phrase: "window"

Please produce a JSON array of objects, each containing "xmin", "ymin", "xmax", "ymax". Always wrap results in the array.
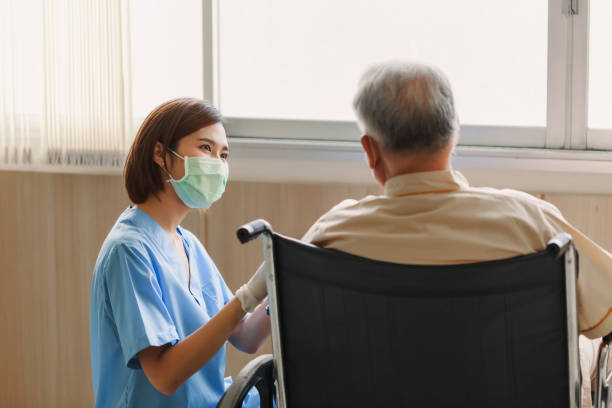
[
  {"xmin": 210, "ymin": 0, "xmax": 609, "ymax": 152},
  {"xmin": 587, "ymin": 0, "xmax": 612, "ymax": 149},
  {"xmin": 0, "ymin": 0, "xmax": 204, "ymax": 168},
  {"xmin": 219, "ymin": 0, "xmax": 548, "ymax": 128},
  {"xmin": 2, "ymin": 0, "xmax": 612, "ymax": 174},
  {"xmin": 130, "ymin": 0, "xmax": 203, "ymax": 120},
  {"xmin": 0, "ymin": 0, "xmax": 43, "ymax": 164}
]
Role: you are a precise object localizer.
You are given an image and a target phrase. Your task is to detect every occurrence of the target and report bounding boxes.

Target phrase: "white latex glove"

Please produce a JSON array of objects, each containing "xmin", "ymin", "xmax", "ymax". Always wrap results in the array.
[{"xmin": 235, "ymin": 263, "xmax": 267, "ymax": 313}]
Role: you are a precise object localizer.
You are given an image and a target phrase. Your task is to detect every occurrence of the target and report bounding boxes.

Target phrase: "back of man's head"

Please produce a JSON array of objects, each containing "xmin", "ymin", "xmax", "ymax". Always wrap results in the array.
[{"xmin": 353, "ymin": 61, "xmax": 457, "ymax": 154}]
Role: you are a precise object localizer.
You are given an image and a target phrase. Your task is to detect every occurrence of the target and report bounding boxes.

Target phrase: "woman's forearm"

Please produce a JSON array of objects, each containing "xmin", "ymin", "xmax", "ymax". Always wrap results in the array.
[
  {"xmin": 229, "ymin": 299, "xmax": 271, "ymax": 353},
  {"xmin": 138, "ymin": 297, "xmax": 246, "ymax": 395}
]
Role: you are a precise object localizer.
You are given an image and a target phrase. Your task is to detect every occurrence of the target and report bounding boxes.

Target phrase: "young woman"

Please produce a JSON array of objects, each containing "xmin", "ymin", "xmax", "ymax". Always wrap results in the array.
[{"xmin": 90, "ymin": 98, "xmax": 270, "ymax": 407}]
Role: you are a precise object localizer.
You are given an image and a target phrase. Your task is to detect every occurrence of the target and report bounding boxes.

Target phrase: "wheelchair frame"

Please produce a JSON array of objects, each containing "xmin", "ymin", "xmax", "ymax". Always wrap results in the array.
[{"xmin": 220, "ymin": 220, "xmax": 606, "ymax": 408}]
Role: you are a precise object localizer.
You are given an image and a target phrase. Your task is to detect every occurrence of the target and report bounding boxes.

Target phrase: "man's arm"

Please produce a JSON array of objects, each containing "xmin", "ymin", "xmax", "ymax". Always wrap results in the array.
[{"xmin": 550, "ymin": 213, "xmax": 612, "ymax": 338}]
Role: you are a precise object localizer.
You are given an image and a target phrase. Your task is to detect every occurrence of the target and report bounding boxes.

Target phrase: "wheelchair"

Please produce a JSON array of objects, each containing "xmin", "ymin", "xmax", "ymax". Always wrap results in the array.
[{"xmin": 219, "ymin": 219, "xmax": 612, "ymax": 408}]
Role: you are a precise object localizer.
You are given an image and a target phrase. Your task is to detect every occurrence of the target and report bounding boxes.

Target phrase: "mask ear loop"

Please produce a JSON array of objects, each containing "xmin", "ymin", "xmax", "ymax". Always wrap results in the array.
[
  {"xmin": 161, "ymin": 149, "xmax": 184, "ymax": 182},
  {"xmin": 161, "ymin": 164, "xmax": 174, "ymax": 183},
  {"xmin": 168, "ymin": 149, "xmax": 184, "ymax": 160}
]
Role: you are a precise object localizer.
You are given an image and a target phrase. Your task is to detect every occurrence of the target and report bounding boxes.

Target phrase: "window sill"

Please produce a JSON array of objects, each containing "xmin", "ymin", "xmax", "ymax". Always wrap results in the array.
[
  {"xmin": 2, "ymin": 138, "xmax": 612, "ymax": 195},
  {"xmin": 227, "ymin": 137, "xmax": 612, "ymax": 194}
]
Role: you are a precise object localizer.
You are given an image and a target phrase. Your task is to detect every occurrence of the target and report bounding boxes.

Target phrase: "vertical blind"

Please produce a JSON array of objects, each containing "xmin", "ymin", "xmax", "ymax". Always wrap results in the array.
[{"xmin": 1, "ymin": 0, "xmax": 131, "ymax": 168}]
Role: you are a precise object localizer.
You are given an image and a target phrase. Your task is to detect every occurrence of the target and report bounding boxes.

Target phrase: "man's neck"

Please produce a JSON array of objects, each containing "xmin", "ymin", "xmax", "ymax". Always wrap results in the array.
[{"xmin": 384, "ymin": 145, "xmax": 453, "ymax": 181}]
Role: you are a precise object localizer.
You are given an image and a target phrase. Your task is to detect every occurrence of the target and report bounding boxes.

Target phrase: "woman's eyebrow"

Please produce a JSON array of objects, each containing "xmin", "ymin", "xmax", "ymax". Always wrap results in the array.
[{"xmin": 198, "ymin": 137, "xmax": 229, "ymax": 152}]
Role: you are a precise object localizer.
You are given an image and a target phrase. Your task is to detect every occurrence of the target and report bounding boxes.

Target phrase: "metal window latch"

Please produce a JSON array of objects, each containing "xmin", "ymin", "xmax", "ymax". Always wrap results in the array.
[{"xmin": 564, "ymin": 0, "xmax": 579, "ymax": 16}]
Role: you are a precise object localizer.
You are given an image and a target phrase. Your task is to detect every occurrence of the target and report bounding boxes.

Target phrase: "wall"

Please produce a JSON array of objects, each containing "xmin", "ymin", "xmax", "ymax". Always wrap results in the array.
[{"xmin": 1, "ymin": 171, "xmax": 611, "ymax": 406}]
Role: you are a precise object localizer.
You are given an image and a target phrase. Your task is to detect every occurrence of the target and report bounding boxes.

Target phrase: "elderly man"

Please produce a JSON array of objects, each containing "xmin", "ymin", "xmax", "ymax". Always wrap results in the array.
[{"xmin": 301, "ymin": 61, "xmax": 612, "ymax": 407}]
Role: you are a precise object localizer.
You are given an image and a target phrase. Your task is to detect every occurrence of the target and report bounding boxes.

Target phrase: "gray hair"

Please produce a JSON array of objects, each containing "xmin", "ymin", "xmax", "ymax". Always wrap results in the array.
[{"xmin": 352, "ymin": 61, "xmax": 456, "ymax": 153}]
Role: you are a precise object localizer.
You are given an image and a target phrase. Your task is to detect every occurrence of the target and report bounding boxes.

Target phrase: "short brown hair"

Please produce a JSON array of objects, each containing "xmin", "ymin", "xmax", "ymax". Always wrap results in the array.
[{"xmin": 124, "ymin": 98, "xmax": 224, "ymax": 204}]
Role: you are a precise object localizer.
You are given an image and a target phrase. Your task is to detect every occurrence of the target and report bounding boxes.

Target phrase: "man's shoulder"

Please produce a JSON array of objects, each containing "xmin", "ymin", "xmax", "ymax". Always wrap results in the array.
[
  {"xmin": 464, "ymin": 185, "xmax": 561, "ymax": 214},
  {"xmin": 324, "ymin": 194, "xmax": 385, "ymax": 216},
  {"xmin": 329, "ymin": 197, "xmax": 367, "ymax": 211},
  {"xmin": 301, "ymin": 194, "xmax": 383, "ymax": 242},
  {"xmin": 457, "ymin": 185, "xmax": 570, "ymax": 234}
]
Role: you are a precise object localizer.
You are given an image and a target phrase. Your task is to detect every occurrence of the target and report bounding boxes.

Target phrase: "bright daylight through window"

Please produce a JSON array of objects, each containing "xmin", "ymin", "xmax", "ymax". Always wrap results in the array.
[
  {"xmin": 219, "ymin": 1, "xmax": 548, "ymax": 128},
  {"xmin": 130, "ymin": 0, "xmax": 203, "ymax": 120},
  {"xmin": 588, "ymin": 0, "xmax": 612, "ymax": 131},
  {"xmin": 0, "ymin": 0, "xmax": 203, "ymax": 167},
  {"xmin": 2, "ymin": 0, "xmax": 612, "ymax": 171}
]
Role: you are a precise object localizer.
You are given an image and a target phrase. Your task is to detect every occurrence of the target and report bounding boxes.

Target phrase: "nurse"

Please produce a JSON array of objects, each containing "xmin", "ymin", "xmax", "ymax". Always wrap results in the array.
[{"xmin": 90, "ymin": 98, "xmax": 270, "ymax": 407}]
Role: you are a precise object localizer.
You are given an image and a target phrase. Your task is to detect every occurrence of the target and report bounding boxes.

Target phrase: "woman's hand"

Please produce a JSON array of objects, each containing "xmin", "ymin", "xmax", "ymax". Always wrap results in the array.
[
  {"xmin": 137, "ymin": 265, "xmax": 269, "ymax": 395},
  {"xmin": 235, "ymin": 264, "xmax": 267, "ymax": 313}
]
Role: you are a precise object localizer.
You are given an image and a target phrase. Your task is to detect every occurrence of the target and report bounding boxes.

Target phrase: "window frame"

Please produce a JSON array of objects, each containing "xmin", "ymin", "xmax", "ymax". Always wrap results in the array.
[
  {"xmin": 5, "ymin": 0, "xmax": 612, "ymax": 194},
  {"xmin": 204, "ymin": 0, "xmax": 597, "ymax": 149},
  {"xmin": 197, "ymin": 0, "xmax": 612, "ymax": 194}
]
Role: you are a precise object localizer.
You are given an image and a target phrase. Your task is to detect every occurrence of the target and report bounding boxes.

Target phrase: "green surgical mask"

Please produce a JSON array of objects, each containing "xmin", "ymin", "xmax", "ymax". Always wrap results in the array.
[{"xmin": 166, "ymin": 149, "xmax": 229, "ymax": 208}]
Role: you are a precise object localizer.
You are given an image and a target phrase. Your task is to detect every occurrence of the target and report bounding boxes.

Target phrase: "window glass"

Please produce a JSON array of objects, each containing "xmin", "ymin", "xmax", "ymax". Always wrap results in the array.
[
  {"xmin": 219, "ymin": 0, "xmax": 548, "ymax": 127},
  {"xmin": 1, "ymin": 0, "xmax": 43, "ymax": 116},
  {"xmin": 588, "ymin": 0, "xmax": 612, "ymax": 130},
  {"xmin": 130, "ymin": 0, "xmax": 203, "ymax": 119}
]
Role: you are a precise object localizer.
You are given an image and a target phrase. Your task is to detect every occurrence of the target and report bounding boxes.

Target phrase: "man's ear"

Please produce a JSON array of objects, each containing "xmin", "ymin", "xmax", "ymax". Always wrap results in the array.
[
  {"xmin": 453, "ymin": 117, "xmax": 460, "ymax": 146},
  {"xmin": 361, "ymin": 134, "xmax": 381, "ymax": 170}
]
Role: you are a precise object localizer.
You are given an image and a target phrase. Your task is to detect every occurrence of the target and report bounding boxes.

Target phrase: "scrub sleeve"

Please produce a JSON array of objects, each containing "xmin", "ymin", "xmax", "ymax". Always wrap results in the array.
[{"xmin": 105, "ymin": 242, "xmax": 180, "ymax": 369}]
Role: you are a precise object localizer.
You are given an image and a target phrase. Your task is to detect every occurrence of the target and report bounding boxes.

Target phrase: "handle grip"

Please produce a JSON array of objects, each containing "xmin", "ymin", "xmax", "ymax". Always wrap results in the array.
[
  {"xmin": 236, "ymin": 219, "xmax": 272, "ymax": 244},
  {"xmin": 546, "ymin": 232, "xmax": 573, "ymax": 259}
]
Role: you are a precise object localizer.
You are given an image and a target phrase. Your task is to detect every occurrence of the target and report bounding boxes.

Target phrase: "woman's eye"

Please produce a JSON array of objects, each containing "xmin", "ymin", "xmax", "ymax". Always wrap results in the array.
[
  {"xmin": 220, "ymin": 153, "xmax": 228, "ymax": 160},
  {"xmin": 201, "ymin": 145, "xmax": 211, "ymax": 152}
]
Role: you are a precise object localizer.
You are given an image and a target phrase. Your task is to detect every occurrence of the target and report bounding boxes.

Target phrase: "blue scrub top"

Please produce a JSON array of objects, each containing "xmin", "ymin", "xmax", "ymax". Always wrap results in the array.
[{"xmin": 90, "ymin": 207, "xmax": 258, "ymax": 407}]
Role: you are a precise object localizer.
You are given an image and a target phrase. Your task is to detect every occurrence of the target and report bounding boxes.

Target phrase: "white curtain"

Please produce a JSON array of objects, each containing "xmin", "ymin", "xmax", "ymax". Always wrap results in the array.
[{"xmin": 1, "ymin": 0, "xmax": 132, "ymax": 168}]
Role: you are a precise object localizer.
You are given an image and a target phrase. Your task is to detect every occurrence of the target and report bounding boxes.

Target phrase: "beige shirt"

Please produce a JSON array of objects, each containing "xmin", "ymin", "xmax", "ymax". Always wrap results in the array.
[{"xmin": 302, "ymin": 170, "xmax": 612, "ymax": 339}]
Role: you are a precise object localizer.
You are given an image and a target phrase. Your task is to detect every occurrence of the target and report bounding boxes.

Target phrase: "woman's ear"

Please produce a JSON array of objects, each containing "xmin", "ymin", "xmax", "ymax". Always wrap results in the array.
[{"xmin": 153, "ymin": 142, "xmax": 165, "ymax": 168}]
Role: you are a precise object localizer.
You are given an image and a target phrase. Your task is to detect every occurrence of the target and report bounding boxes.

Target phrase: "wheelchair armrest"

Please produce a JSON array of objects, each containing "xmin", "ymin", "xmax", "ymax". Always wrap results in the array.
[
  {"xmin": 237, "ymin": 219, "xmax": 273, "ymax": 244},
  {"xmin": 217, "ymin": 354, "xmax": 275, "ymax": 408},
  {"xmin": 546, "ymin": 232, "xmax": 573, "ymax": 258}
]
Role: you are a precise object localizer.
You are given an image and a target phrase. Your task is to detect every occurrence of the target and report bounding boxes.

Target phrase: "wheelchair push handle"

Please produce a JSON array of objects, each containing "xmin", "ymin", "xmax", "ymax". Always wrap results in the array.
[
  {"xmin": 546, "ymin": 232, "xmax": 573, "ymax": 259},
  {"xmin": 236, "ymin": 219, "xmax": 273, "ymax": 244}
]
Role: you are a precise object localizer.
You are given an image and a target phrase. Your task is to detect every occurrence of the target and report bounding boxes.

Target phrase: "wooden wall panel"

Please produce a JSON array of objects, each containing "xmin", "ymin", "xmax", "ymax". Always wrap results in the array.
[
  {"xmin": 0, "ymin": 172, "xmax": 129, "ymax": 407},
  {"xmin": 0, "ymin": 172, "xmax": 56, "ymax": 408},
  {"xmin": 543, "ymin": 193, "xmax": 612, "ymax": 252},
  {"xmin": 2, "ymin": 169, "xmax": 612, "ymax": 407},
  {"xmin": 51, "ymin": 174, "xmax": 128, "ymax": 407}
]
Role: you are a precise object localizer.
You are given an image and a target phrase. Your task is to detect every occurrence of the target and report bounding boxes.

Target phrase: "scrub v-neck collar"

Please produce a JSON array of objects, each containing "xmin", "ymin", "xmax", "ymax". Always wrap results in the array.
[{"xmin": 124, "ymin": 206, "xmax": 202, "ymax": 305}]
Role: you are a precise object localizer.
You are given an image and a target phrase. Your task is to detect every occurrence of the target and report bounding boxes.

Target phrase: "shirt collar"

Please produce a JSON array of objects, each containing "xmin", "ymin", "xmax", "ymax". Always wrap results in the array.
[
  {"xmin": 121, "ymin": 206, "xmax": 182, "ymax": 248},
  {"xmin": 383, "ymin": 169, "xmax": 470, "ymax": 197}
]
